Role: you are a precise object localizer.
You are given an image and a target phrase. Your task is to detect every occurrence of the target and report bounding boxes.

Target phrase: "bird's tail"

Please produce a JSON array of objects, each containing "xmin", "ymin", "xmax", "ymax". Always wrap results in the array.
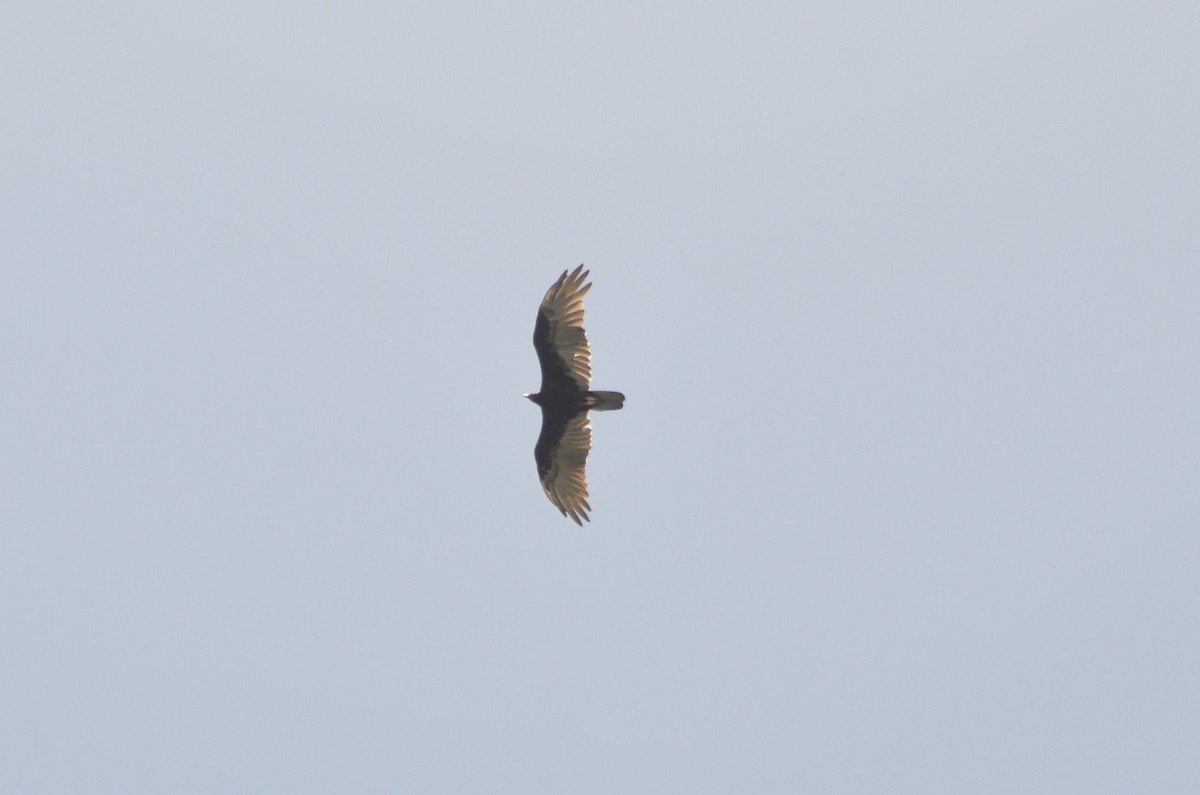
[{"xmin": 586, "ymin": 391, "xmax": 625, "ymax": 411}]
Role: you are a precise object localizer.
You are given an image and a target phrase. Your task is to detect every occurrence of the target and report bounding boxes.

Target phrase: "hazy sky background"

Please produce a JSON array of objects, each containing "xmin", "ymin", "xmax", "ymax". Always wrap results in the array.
[{"xmin": 4, "ymin": 2, "xmax": 1198, "ymax": 792}]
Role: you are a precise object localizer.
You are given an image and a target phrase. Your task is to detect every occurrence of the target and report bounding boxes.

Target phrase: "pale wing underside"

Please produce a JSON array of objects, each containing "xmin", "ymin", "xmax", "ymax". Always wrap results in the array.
[
  {"xmin": 540, "ymin": 413, "xmax": 592, "ymax": 525},
  {"xmin": 539, "ymin": 264, "xmax": 593, "ymax": 389}
]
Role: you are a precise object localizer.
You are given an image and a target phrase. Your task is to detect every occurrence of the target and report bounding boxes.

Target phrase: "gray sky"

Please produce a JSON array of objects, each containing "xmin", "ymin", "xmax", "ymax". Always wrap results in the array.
[{"xmin": 4, "ymin": 2, "xmax": 1198, "ymax": 792}]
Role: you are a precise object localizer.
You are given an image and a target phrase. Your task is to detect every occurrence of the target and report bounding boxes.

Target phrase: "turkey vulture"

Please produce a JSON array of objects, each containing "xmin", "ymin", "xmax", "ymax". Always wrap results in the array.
[{"xmin": 525, "ymin": 265, "xmax": 625, "ymax": 525}]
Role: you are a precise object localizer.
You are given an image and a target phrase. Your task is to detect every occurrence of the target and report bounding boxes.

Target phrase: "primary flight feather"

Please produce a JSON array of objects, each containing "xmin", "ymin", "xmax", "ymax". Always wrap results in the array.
[{"xmin": 525, "ymin": 265, "xmax": 625, "ymax": 525}]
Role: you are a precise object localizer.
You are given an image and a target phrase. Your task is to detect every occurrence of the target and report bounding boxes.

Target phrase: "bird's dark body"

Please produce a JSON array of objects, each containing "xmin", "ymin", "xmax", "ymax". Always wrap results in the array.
[
  {"xmin": 525, "ymin": 265, "xmax": 624, "ymax": 524},
  {"xmin": 527, "ymin": 388, "xmax": 610, "ymax": 482},
  {"xmin": 529, "ymin": 313, "xmax": 607, "ymax": 481}
]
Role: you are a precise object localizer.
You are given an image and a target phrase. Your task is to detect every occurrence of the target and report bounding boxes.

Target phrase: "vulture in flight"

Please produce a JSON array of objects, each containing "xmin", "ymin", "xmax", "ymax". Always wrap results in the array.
[{"xmin": 525, "ymin": 265, "xmax": 625, "ymax": 525}]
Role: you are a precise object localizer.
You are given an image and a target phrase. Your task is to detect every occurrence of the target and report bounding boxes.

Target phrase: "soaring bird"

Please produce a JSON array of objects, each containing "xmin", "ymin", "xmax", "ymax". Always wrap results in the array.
[{"xmin": 525, "ymin": 265, "xmax": 625, "ymax": 525}]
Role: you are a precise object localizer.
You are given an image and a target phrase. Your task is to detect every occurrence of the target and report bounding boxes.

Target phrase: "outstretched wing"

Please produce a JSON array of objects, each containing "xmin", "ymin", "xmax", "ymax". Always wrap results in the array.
[
  {"xmin": 534, "ymin": 410, "xmax": 592, "ymax": 525},
  {"xmin": 533, "ymin": 264, "xmax": 592, "ymax": 392}
]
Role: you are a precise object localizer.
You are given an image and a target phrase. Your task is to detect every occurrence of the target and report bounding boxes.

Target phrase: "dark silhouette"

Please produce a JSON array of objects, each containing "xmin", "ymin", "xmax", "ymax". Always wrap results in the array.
[{"xmin": 525, "ymin": 265, "xmax": 625, "ymax": 524}]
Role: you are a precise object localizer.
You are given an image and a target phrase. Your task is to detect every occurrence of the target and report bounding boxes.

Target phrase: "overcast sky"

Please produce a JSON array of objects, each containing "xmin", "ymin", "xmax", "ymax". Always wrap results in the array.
[{"xmin": 4, "ymin": 2, "xmax": 1198, "ymax": 792}]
